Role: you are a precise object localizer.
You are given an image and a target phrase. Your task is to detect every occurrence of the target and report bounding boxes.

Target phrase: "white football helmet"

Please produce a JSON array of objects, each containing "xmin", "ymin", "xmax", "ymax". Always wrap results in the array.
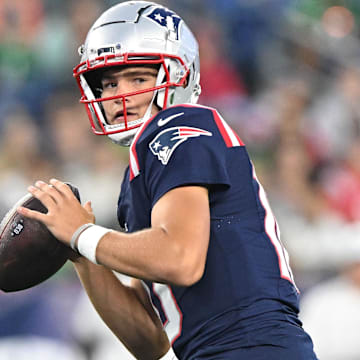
[{"xmin": 73, "ymin": 1, "xmax": 201, "ymax": 146}]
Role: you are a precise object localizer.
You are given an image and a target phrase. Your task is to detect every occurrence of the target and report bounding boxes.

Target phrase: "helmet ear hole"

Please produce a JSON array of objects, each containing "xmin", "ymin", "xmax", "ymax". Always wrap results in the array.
[
  {"xmin": 98, "ymin": 102, "xmax": 107, "ymax": 123},
  {"xmin": 154, "ymin": 62, "xmax": 169, "ymax": 109},
  {"xmin": 183, "ymin": 72, "xmax": 190, "ymax": 88},
  {"xmin": 84, "ymin": 71, "xmax": 103, "ymax": 98}
]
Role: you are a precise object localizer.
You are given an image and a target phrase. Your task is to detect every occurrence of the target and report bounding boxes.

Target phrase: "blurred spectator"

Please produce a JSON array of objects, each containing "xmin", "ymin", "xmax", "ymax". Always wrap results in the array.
[
  {"xmin": 0, "ymin": 107, "xmax": 54, "ymax": 219},
  {"xmin": 300, "ymin": 261, "xmax": 360, "ymax": 359},
  {"xmin": 263, "ymin": 75, "xmax": 325, "ymax": 221},
  {"xmin": 252, "ymin": 74, "xmax": 360, "ymax": 287},
  {"xmin": 196, "ymin": 19, "xmax": 247, "ymax": 105},
  {"xmin": 0, "ymin": 271, "xmax": 82, "ymax": 341},
  {"xmin": 0, "ymin": 0, "xmax": 53, "ymax": 122},
  {"xmin": 208, "ymin": 0, "xmax": 292, "ymax": 95},
  {"xmin": 45, "ymin": 91, "xmax": 128, "ymax": 227},
  {"xmin": 67, "ymin": 0, "xmax": 103, "ymax": 44},
  {"xmin": 305, "ymin": 65, "xmax": 360, "ymax": 163},
  {"xmin": 72, "ymin": 274, "xmax": 135, "ymax": 360},
  {"xmin": 0, "ymin": 336, "xmax": 86, "ymax": 360},
  {"xmin": 320, "ymin": 136, "xmax": 360, "ymax": 222}
]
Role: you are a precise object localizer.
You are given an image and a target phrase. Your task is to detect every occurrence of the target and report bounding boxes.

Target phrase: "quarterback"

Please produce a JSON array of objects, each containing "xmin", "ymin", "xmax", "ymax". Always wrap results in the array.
[{"xmin": 18, "ymin": 1, "xmax": 318, "ymax": 359}]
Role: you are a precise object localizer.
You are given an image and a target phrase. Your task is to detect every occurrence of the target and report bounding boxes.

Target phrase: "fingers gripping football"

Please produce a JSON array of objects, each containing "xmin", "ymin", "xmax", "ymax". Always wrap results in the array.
[{"xmin": 17, "ymin": 179, "xmax": 95, "ymax": 247}]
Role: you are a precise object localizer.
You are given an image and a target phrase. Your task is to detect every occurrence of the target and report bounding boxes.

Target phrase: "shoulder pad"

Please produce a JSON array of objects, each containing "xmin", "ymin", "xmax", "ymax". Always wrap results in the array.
[{"xmin": 129, "ymin": 104, "xmax": 243, "ymax": 180}]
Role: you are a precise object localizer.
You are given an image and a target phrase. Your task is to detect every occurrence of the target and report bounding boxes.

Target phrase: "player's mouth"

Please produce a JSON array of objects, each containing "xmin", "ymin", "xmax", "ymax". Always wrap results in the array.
[{"xmin": 112, "ymin": 110, "xmax": 138, "ymax": 124}]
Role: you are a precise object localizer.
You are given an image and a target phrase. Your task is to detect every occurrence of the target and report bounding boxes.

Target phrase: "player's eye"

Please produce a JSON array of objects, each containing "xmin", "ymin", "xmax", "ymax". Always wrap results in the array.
[
  {"xmin": 102, "ymin": 81, "xmax": 117, "ymax": 89},
  {"xmin": 133, "ymin": 77, "xmax": 147, "ymax": 85}
]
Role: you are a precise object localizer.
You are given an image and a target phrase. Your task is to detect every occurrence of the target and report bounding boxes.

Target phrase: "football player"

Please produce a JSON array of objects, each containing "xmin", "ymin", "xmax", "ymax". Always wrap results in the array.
[{"xmin": 18, "ymin": 1, "xmax": 318, "ymax": 359}]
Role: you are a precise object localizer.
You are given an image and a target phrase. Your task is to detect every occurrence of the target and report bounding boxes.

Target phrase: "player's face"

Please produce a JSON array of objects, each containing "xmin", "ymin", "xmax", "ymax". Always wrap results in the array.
[{"xmin": 100, "ymin": 66, "xmax": 159, "ymax": 125}]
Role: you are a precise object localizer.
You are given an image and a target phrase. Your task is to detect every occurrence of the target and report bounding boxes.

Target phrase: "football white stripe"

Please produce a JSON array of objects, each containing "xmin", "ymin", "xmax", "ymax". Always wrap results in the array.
[{"xmin": 0, "ymin": 193, "xmax": 32, "ymax": 234}]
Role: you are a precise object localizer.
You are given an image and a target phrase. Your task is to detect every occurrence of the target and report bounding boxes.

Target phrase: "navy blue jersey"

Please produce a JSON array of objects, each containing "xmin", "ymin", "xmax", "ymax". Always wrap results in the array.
[{"xmin": 117, "ymin": 104, "xmax": 316, "ymax": 359}]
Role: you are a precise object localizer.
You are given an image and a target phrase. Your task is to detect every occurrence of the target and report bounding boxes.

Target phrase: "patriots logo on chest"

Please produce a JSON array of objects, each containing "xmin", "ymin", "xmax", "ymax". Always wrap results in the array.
[
  {"xmin": 147, "ymin": 7, "xmax": 181, "ymax": 40},
  {"xmin": 149, "ymin": 127, "xmax": 212, "ymax": 165}
]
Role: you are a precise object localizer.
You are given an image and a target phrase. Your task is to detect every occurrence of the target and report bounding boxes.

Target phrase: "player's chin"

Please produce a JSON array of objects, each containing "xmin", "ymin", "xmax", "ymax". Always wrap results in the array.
[
  {"xmin": 110, "ymin": 114, "xmax": 139, "ymax": 125},
  {"xmin": 111, "ymin": 116, "xmax": 125, "ymax": 124}
]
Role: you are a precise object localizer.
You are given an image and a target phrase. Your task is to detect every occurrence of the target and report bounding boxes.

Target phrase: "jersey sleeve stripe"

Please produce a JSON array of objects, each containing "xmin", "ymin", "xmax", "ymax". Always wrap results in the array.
[
  {"xmin": 129, "ymin": 150, "xmax": 139, "ymax": 181},
  {"xmin": 211, "ymin": 109, "xmax": 244, "ymax": 147}
]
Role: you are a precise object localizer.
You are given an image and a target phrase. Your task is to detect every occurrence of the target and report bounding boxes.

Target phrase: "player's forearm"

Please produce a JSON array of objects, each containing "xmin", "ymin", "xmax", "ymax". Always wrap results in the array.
[
  {"xmin": 94, "ymin": 226, "xmax": 203, "ymax": 286},
  {"xmin": 73, "ymin": 187, "xmax": 209, "ymax": 287},
  {"xmin": 73, "ymin": 258, "xmax": 170, "ymax": 360}
]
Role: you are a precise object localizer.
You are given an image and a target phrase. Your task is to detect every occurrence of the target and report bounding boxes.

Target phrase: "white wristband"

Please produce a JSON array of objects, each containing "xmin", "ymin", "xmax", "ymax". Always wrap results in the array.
[
  {"xmin": 77, "ymin": 225, "xmax": 112, "ymax": 264},
  {"xmin": 159, "ymin": 348, "xmax": 178, "ymax": 360},
  {"xmin": 70, "ymin": 223, "xmax": 93, "ymax": 251}
]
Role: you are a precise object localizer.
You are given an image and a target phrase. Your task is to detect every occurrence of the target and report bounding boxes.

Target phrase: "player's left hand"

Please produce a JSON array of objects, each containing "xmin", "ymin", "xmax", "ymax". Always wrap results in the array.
[{"xmin": 17, "ymin": 178, "xmax": 95, "ymax": 247}]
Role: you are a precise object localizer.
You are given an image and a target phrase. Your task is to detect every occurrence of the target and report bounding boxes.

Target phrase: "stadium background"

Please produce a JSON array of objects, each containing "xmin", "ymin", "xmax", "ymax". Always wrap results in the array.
[{"xmin": 1, "ymin": 0, "xmax": 360, "ymax": 358}]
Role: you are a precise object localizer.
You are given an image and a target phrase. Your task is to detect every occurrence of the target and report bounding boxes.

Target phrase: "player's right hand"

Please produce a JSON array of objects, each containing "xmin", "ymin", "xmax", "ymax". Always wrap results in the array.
[{"xmin": 17, "ymin": 179, "xmax": 96, "ymax": 248}]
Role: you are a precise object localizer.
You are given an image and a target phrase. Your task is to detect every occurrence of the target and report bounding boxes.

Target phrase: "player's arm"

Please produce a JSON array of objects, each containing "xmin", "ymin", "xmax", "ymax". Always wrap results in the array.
[
  {"xmin": 17, "ymin": 179, "xmax": 210, "ymax": 286},
  {"xmin": 73, "ymin": 257, "xmax": 171, "ymax": 360},
  {"xmin": 96, "ymin": 184, "xmax": 210, "ymax": 285}
]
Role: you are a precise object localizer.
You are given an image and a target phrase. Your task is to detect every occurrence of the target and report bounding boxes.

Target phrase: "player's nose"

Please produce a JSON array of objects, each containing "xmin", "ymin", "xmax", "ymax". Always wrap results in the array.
[
  {"xmin": 114, "ymin": 81, "xmax": 131, "ymax": 103},
  {"xmin": 116, "ymin": 79, "xmax": 134, "ymax": 95}
]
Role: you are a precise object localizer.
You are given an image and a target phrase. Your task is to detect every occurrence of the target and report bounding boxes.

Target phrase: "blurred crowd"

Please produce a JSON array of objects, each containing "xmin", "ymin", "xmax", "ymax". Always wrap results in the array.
[{"xmin": 1, "ymin": 0, "xmax": 360, "ymax": 359}]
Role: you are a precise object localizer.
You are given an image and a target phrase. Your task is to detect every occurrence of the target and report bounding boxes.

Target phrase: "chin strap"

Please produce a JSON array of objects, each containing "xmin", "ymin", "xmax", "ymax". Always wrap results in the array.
[{"xmin": 111, "ymin": 128, "xmax": 139, "ymax": 146}]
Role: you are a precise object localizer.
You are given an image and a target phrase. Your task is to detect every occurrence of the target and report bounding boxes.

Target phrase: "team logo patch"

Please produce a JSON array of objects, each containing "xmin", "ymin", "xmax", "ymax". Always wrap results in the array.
[
  {"xmin": 149, "ymin": 127, "xmax": 212, "ymax": 165},
  {"xmin": 147, "ymin": 7, "xmax": 181, "ymax": 40}
]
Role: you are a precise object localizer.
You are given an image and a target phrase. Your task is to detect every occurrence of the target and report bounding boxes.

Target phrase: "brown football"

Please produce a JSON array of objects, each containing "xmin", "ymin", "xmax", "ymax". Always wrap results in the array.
[{"xmin": 0, "ymin": 183, "xmax": 80, "ymax": 292}]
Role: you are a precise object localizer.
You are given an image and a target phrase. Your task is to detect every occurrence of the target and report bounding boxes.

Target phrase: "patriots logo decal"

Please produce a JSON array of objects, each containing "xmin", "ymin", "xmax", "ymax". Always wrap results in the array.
[
  {"xmin": 147, "ymin": 7, "xmax": 181, "ymax": 40},
  {"xmin": 149, "ymin": 127, "xmax": 212, "ymax": 165}
]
